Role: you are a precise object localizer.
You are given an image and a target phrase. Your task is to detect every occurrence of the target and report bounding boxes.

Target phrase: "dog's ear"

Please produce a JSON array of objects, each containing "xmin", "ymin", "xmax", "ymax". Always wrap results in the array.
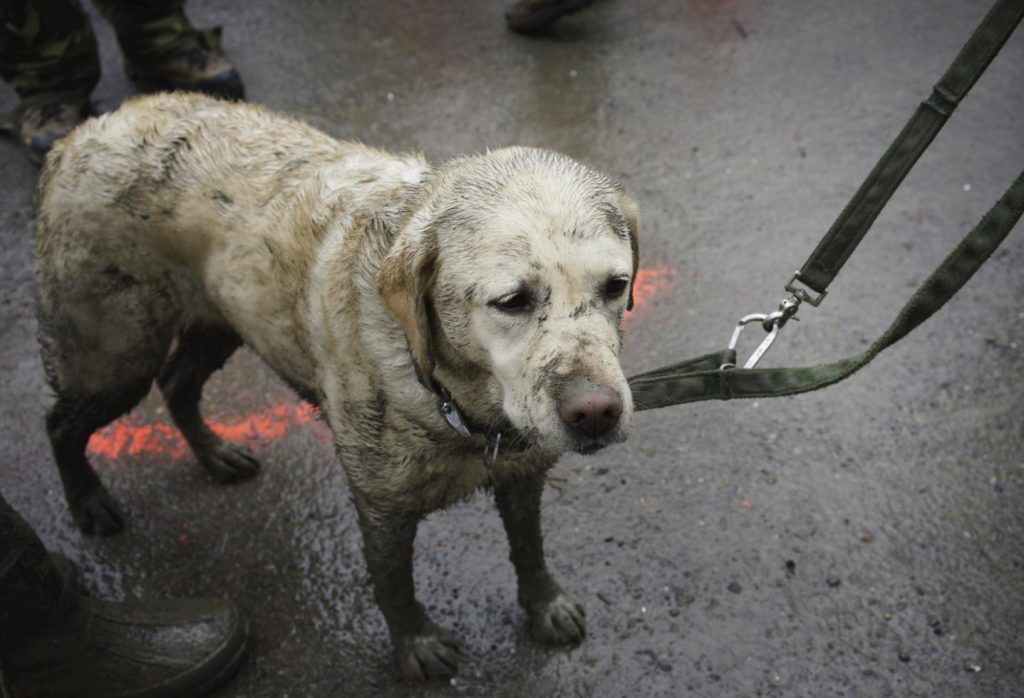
[
  {"xmin": 616, "ymin": 189, "xmax": 640, "ymax": 311},
  {"xmin": 376, "ymin": 228, "xmax": 438, "ymax": 379}
]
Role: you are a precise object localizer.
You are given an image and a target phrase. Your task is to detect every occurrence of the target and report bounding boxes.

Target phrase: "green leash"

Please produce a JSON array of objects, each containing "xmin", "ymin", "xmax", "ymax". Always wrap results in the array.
[{"xmin": 628, "ymin": 0, "xmax": 1024, "ymax": 412}]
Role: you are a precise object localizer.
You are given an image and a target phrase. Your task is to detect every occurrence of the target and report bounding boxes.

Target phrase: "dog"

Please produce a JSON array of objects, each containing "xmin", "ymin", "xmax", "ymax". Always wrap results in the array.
[{"xmin": 35, "ymin": 93, "xmax": 638, "ymax": 680}]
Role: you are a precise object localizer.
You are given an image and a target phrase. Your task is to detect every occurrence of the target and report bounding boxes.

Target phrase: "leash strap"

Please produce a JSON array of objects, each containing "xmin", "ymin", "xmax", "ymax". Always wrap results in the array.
[
  {"xmin": 627, "ymin": 0, "xmax": 1024, "ymax": 411},
  {"xmin": 794, "ymin": 0, "xmax": 1024, "ymax": 297},
  {"xmin": 629, "ymin": 168, "xmax": 1024, "ymax": 411}
]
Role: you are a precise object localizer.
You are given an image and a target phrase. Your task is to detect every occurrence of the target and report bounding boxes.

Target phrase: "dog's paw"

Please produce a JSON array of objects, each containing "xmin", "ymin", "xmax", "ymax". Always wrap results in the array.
[
  {"xmin": 528, "ymin": 593, "xmax": 586, "ymax": 646},
  {"xmin": 71, "ymin": 485, "xmax": 125, "ymax": 536},
  {"xmin": 395, "ymin": 625, "xmax": 460, "ymax": 681},
  {"xmin": 200, "ymin": 443, "xmax": 261, "ymax": 483}
]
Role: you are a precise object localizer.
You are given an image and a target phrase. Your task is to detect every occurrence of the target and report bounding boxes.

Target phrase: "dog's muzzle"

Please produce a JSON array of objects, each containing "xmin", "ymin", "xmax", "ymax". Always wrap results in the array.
[{"xmin": 558, "ymin": 376, "xmax": 624, "ymax": 453}]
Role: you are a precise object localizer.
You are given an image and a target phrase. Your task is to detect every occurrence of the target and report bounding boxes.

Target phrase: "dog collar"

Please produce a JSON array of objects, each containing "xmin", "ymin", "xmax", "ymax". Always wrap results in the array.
[
  {"xmin": 437, "ymin": 386, "xmax": 502, "ymax": 466},
  {"xmin": 416, "ymin": 366, "xmax": 503, "ymax": 466}
]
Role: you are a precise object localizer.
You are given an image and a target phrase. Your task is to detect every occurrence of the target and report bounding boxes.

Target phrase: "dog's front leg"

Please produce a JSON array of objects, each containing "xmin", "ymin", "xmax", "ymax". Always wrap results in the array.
[
  {"xmin": 353, "ymin": 495, "xmax": 459, "ymax": 680},
  {"xmin": 494, "ymin": 472, "xmax": 586, "ymax": 645}
]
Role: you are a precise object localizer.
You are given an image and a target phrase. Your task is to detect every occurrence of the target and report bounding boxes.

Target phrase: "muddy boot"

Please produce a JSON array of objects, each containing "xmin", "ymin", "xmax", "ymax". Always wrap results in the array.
[
  {"xmin": 505, "ymin": 0, "xmax": 596, "ymax": 33},
  {"xmin": 89, "ymin": 0, "xmax": 244, "ymax": 100},
  {"xmin": 0, "ymin": 494, "xmax": 249, "ymax": 698},
  {"xmin": 11, "ymin": 100, "xmax": 91, "ymax": 166},
  {"xmin": 125, "ymin": 36, "xmax": 245, "ymax": 100}
]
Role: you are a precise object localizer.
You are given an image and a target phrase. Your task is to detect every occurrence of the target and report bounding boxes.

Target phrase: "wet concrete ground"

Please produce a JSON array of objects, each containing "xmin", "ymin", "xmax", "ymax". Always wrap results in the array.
[{"xmin": 2, "ymin": 0, "xmax": 1023, "ymax": 696}]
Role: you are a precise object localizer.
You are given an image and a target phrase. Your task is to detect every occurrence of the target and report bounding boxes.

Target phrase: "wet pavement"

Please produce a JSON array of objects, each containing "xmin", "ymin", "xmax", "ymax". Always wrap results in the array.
[{"xmin": 2, "ymin": 0, "xmax": 1023, "ymax": 696}]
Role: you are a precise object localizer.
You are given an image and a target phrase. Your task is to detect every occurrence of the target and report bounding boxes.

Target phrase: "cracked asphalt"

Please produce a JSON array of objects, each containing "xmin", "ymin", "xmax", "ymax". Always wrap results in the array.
[{"xmin": 1, "ymin": 1, "xmax": 1022, "ymax": 696}]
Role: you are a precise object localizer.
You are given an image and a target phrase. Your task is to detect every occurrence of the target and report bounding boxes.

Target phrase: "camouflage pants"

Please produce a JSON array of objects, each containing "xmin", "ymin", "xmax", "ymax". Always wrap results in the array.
[{"xmin": 0, "ymin": 0, "xmax": 208, "ymax": 108}]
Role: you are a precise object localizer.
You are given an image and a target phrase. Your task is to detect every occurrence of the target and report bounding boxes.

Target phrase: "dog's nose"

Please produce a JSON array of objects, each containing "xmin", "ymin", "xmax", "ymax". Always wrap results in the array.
[{"xmin": 559, "ymin": 378, "xmax": 623, "ymax": 440}]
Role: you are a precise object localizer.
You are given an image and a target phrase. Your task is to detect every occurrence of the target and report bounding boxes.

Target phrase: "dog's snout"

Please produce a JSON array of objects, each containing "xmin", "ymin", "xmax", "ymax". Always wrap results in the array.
[{"xmin": 559, "ymin": 378, "xmax": 623, "ymax": 440}]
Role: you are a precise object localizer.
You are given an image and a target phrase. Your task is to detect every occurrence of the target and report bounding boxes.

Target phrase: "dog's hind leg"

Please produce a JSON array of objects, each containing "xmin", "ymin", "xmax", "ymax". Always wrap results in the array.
[
  {"xmin": 45, "ymin": 386, "xmax": 153, "ymax": 535},
  {"xmin": 39, "ymin": 269, "xmax": 179, "ymax": 534},
  {"xmin": 157, "ymin": 325, "xmax": 260, "ymax": 483},
  {"xmin": 41, "ymin": 307, "xmax": 172, "ymax": 535}
]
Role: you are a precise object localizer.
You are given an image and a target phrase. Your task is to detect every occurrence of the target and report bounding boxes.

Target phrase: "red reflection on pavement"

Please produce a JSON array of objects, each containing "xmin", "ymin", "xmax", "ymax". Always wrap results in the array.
[
  {"xmin": 87, "ymin": 402, "xmax": 320, "ymax": 460},
  {"xmin": 626, "ymin": 263, "xmax": 674, "ymax": 321}
]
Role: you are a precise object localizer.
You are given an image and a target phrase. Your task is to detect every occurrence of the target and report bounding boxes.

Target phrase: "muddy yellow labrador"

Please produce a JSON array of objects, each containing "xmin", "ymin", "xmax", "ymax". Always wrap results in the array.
[{"xmin": 36, "ymin": 93, "xmax": 638, "ymax": 680}]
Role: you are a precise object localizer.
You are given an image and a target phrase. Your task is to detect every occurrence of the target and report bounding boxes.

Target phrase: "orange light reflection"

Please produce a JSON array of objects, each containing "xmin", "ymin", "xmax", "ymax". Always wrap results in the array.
[
  {"xmin": 626, "ymin": 263, "xmax": 674, "ymax": 322},
  {"xmin": 88, "ymin": 402, "xmax": 320, "ymax": 460}
]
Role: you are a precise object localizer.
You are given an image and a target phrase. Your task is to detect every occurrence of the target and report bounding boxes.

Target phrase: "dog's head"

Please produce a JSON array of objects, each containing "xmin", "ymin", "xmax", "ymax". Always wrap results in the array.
[{"xmin": 377, "ymin": 147, "xmax": 638, "ymax": 455}]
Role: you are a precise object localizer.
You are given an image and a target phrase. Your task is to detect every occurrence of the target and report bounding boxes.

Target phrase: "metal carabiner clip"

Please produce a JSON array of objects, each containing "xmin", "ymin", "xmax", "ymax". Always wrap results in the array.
[
  {"xmin": 720, "ymin": 297, "xmax": 801, "ymax": 370},
  {"xmin": 720, "ymin": 314, "xmax": 779, "ymax": 369}
]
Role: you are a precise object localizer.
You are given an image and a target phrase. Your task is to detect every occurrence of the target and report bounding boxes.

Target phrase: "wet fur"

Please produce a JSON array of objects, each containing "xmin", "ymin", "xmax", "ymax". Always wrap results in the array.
[{"xmin": 35, "ymin": 93, "xmax": 638, "ymax": 680}]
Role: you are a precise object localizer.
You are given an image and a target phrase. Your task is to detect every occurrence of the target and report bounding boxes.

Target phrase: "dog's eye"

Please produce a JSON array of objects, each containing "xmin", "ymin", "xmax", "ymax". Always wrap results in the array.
[
  {"xmin": 489, "ymin": 291, "xmax": 533, "ymax": 314},
  {"xmin": 602, "ymin": 277, "xmax": 630, "ymax": 300}
]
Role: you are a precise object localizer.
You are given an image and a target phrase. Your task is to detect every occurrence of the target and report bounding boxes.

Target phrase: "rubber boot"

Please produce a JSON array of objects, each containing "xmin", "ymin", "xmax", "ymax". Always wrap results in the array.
[
  {"xmin": 123, "ymin": 30, "xmax": 245, "ymax": 101},
  {"xmin": 90, "ymin": 0, "xmax": 244, "ymax": 100},
  {"xmin": 505, "ymin": 0, "xmax": 596, "ymax": 33},
  {"xmin": 0, "ymin": 494, "xmax": 248, "ymax": 698}
]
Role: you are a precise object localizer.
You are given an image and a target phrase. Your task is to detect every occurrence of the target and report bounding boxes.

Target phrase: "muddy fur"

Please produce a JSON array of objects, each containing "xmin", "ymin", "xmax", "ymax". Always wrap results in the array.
[{"xmin": 35, "ymin": 93, "xmax": 639, "ymax": 680}]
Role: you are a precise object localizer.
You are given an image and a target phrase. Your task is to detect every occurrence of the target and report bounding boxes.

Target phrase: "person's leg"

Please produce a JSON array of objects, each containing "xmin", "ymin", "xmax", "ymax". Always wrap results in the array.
[
  {"xmin": 0, "ymin": 0, "xmax": 99, "ymax": 108},
  {"xmin": 0, "ymin": 491, "xmax": 249, "ymax": 698},
  {"xmin": 92, "ymin": 0, "xmax": 244, "ymax": 99},
  {"xmin": 92, "ymin": 0, "xmax": 197, "ymax": 62},
  {"xmin": 0, "ymin": 0, "xmax": 98, "ymax": 162}
]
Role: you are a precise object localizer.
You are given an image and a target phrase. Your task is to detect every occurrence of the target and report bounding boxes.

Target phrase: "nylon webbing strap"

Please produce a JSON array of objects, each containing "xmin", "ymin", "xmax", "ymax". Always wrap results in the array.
[
  {"xmin": 795, "ymin": 0, "xmax": 1024, "ymax": 295},
  {"xmin": 629, "ymin": 168, "xmax": 1024, "ymax": 411}
]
